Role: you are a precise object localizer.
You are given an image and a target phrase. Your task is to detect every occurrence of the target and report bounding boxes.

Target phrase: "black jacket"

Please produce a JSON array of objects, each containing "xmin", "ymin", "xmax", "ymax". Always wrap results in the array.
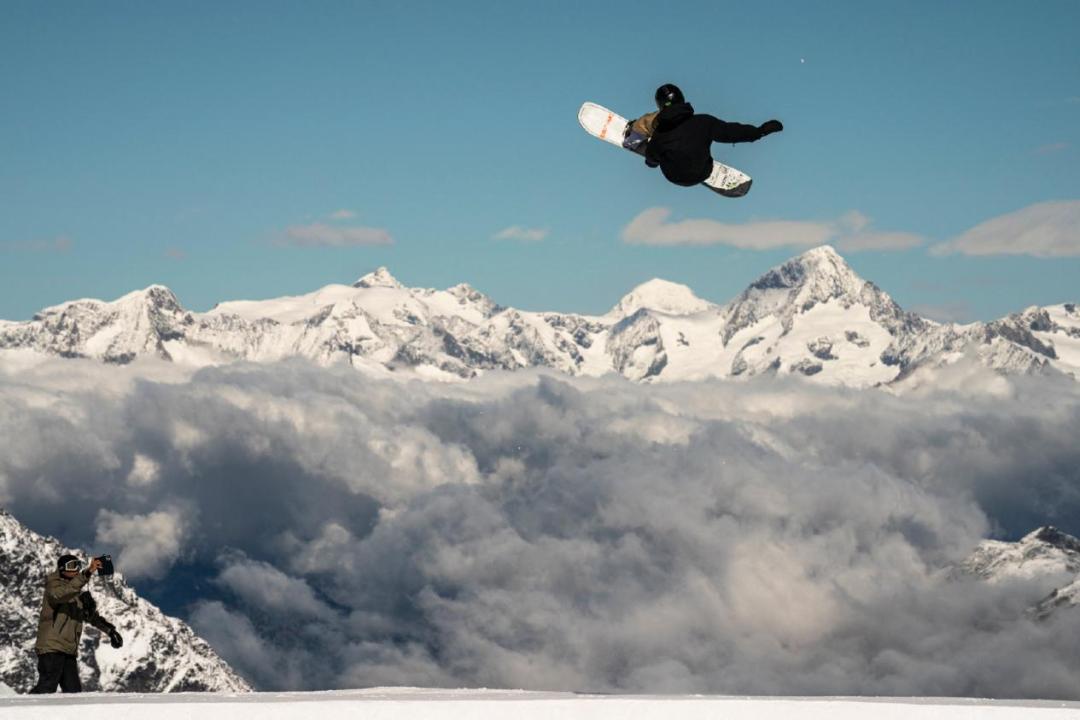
[{"xmin": 644, "ymin": 103, "xmax": 763, "ymax": 186}]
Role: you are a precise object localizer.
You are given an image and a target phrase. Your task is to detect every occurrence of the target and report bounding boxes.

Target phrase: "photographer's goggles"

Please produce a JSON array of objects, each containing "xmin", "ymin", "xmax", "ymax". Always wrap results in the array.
[{"xmin": 62, "ymin": 559, "xmax": 82, "ymax": 572}]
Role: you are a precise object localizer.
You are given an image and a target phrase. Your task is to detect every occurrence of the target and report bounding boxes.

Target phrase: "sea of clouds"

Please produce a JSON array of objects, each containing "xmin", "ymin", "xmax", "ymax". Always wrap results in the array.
[{"xmin": 2, "ymin": 354, "xmax": 1080, "ymax": 697}]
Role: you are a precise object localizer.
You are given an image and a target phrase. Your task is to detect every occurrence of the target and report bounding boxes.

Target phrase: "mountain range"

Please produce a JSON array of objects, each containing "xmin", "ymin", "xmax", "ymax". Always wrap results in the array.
[
  {"xmin": 1, "ymin": 246, "xmax": 1077, "ymax": 386},
  {"xmin": 0, "ymin": 508, "xmax": 250, "ymax": 694}
]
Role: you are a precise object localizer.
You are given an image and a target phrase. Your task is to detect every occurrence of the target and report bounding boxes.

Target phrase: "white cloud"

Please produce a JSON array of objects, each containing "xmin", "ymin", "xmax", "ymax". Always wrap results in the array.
[
  {"xmin": 1035, "ymin": 143, "xmax": 1069, "ymax": 155},
  {"xmin": 215, "ymin": 555, "xmax": 337, "ymax": 620},
  {"xmin": 280, "ymin": 223, "xmax": 393, "ymax": 247},
  {"xmin": 622, "ymin": 208, "xmax": 921, "ymax": 252},
  {"xmin": 127, "ymin": 453, "xmax": 161, "ymax": 487},
  {"xmin": 932, "ymin": 200, "xmax": 1080, "ymax": 258},
  {"xmin": 833, "ymin": 211, "xmax": 924, "ymax": 252},
  {"xmin": 329, "ymin": 209, "xmax": 357, "ymax": 220},
  {"xmin": 0, "ymin": 235, "xmax": 73, "ymax": 254},
  {"xmin": 909, "ymin": 302, "xmax": 974, "ymax": 324},
  {"xmin": 95, "ymin": 505, "xmax": 190, "ymax": 579},
  {"xmin": 493, "ymin": 226, "xmax": 548, "ymax": 243}
]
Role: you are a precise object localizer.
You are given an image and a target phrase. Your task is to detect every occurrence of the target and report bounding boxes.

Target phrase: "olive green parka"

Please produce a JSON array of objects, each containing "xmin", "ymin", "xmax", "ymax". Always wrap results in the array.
[{"xmin": 35, "ymin": 570, "xmax": 112, "ymax": 656}]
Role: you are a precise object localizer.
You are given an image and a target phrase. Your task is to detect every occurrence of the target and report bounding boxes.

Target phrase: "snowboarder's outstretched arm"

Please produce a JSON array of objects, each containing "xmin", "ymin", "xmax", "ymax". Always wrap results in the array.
[{"xmin": 710, "ymin": 117, "xmax": 784, "ymax": 144}]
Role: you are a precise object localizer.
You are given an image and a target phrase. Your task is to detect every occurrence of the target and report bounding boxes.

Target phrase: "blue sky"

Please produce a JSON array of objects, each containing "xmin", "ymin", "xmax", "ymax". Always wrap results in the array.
[{"xmin": 2, "ymin": 0, "xmax": 1078, "ymax": 321}]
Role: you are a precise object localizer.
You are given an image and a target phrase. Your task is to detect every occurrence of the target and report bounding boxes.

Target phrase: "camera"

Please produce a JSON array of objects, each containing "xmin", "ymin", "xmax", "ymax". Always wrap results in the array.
[{"xmin": 96, "ymin": 554, "xmax": 114, "ymax": 576}]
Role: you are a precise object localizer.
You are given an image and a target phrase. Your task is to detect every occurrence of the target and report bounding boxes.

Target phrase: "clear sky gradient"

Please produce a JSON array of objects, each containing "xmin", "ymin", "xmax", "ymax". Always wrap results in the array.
[{"xmin": 2, "ymin": 1, "xmax": 1078, "ymax": 321}]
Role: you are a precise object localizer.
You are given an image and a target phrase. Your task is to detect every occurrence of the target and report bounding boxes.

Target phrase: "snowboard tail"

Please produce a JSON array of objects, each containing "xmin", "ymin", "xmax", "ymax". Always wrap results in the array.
[{"xmin": 577, "ymin": 102, "xmax": 752, "ymax": 198}]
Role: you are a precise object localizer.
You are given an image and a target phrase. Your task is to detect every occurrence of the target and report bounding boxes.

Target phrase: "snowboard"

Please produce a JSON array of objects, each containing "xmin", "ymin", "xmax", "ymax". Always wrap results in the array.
[{"xmin": 577, "ymin": 102, "xmax": 753, "ymax": 198}]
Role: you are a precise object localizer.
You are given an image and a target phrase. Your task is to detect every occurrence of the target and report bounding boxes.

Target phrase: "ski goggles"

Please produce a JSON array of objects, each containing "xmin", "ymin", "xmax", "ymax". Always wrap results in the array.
[{"xmin": 61, "ymin": 559, "xmax": 82, "ymax": 572}]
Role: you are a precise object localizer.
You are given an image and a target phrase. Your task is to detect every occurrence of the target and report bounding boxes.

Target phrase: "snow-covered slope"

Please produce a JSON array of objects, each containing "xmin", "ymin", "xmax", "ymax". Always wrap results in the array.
[
  {"xmin": 608, "ymin": 278, "xmax": 716, "ymax": 317},
  {"xmin": 961, "ymin": 526, "xmax": 1080, "ymax": 621},
  {"xmin": 0, "ymin": 508, "xmax": 250, "ymax": 694},
  {"xmin": 2, "ymin": 688, "xmax": 1080, "ymax": 719},
  {"xmin": 1, "ymin": 249, "xmax": 1077, "ymax": 386}
]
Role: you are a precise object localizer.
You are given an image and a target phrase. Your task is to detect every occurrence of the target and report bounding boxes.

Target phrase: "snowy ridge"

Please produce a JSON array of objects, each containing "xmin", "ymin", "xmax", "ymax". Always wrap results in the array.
[
  {"xmin": 0, "ymin": 508, "xmax": 250, "ymax": 694},
  {"xmin": 1, "ymin": 248, "xmax": 1078, "ymax": 386},
  {"xmin": 961, "ymin": 526, "xmax": 1080, "ymax": 620}
]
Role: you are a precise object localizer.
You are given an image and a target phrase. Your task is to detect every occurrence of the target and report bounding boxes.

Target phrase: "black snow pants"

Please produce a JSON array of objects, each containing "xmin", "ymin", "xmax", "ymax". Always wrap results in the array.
[{"xmin": 29, "ymin": 652, "xmax": 82, "ymax": 693}]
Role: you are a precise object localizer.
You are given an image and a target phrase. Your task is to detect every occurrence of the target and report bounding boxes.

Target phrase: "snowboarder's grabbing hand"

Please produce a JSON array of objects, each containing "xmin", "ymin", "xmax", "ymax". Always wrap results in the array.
[{"xmin": 627, "ymin": 84, "xmax": 782, "ymax": 187}]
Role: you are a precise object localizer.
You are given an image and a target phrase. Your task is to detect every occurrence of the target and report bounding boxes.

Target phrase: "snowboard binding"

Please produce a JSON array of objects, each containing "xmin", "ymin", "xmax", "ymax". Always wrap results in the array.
[
  {"xmin": 621, "ymin": 113, "xmax": 656, "ymax": 155},
  {"xmin": 621, "ymin": 122, "xmax": 647, "ymax": 152}
]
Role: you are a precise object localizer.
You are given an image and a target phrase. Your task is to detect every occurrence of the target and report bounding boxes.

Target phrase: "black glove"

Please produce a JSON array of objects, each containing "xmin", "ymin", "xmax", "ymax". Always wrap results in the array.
[
  {"xmin": 758, "ymin": 119, "xmax": 783, "ymax": 137},
  {"xmin": 108, "ymin": 629, "xmax": 123, "ymax": 649}
]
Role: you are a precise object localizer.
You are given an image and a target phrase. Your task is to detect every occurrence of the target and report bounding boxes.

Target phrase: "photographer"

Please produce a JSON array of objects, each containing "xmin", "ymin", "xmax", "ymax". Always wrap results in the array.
[{"xmin": 29, "ymin": 554, "xmax": 123, "ymax": 694}]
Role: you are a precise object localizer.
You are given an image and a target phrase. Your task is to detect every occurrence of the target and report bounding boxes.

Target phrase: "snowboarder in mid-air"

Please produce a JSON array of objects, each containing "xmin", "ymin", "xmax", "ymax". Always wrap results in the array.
[{"xmin": 625, "ymin": 83, "xmax": 783, "ymax": 188}]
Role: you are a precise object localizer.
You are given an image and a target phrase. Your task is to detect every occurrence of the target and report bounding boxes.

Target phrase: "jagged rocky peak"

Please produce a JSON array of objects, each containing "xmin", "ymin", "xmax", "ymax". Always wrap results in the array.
[
  {"xmin": 113, "ymin": 285, "xmax": 187, "ymax": 318},
  {"xmin": 749, "ymin": 245, "xmax": 866, "ymax": 299},
  {"xmin": 136, "ymin": 284, "xmax": 183, "ymax": 308},
  {"xmin": 448, "ymin": 283, "xmax": 502, "ymax": 316},
  {"xmin": 33, "ymin": 285, "xmax": 185, "ymax": 321},
  {"xmin": 610, "ymin": 278, "xmax": 714, "ymax": 317},
  {"xmin": 353, "ymin": 267, "xmax": 404, "ymax": 290},
  {"xmin": 962, "ymin": 525, "xmax": 1080, "ymax": 580},
  {"xmin": 958, "ymin": 526, "xmax": 1080, "ymax": 622},
  {"xmin": 722, "ymin": 245, "xmax": 919, "ymax": 345},
  {"xmin": 1027, "ymin": 526, "xmax": 1080, "ymax": 554}
]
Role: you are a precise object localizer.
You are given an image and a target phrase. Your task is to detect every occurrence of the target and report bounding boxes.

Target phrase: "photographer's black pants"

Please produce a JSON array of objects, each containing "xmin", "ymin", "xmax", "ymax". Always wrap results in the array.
[{"xmin": 29, "ymin": 652, "xmax": 81, "ymax": 693}]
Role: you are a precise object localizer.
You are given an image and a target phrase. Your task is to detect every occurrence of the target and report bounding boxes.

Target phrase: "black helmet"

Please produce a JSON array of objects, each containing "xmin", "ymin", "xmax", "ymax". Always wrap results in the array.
[
  {"xmin": 57, "ymin": 554, "xmax": 81, "ymax": 573},
  {"xmin": 655, "ymin": 83, "xmax": 685, "ymax": 109}
]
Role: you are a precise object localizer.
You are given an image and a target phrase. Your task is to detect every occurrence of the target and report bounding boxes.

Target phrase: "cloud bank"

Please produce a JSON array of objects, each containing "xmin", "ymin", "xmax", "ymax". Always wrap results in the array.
[
  {"xmin": 622, "ymin": 208, "xmax": 922, "ymax": 252},
  {"xmin": 493, "ymin": 226, "xmax": 549, "ymax": 242},
  {"xmin": 95, "ymin": 505, "xmax": 191, "ymax": 580},
  {"xmin": 2, "ymin": 357, "xmax": 1080, "ymax": 697},
  {"xmin": 280, "ymin": 223, "xmax": 393, "ymax": 247},
  {"xmin": 0, "ymin": 235, "xmax": 73, "ymax": 254},
  {"xmin": 932, "ymin": 200, "xmax": 1080, "ymax": 258}
]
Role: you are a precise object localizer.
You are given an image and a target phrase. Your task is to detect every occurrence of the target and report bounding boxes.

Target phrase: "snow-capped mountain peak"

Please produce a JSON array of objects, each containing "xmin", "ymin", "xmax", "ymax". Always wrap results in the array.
[
  {"xmin": 960, "ymin": 526, "xmax": 1080, "ymax": 621},
  {"xmin": 610, "ymin": 278, "xmax": 714, "ymax": 318},
  {"xmin": 729, "ymin": 245, "xmax": 876, "ymax": 322},
  {"xmin": 353, "ymin": 267, "xmax": 404, "ymax": 289},
  {"xmin": 1024, "ymin": 526, "xmax": 1080, "ymax": 555},
  {"xmin": 716, "ymin": 245, "xmax": 923, "ymax": 389},
  {"xmin": 447, "ymin": 283, "xmax": 502, "ymax": 317},
  {"xmin": 963, "ymin": 526, "xmax": 1080, "ymax": 582},
  {"xmin": 33, "ymin": 285, "xmax": 183, "ymax": 322}
]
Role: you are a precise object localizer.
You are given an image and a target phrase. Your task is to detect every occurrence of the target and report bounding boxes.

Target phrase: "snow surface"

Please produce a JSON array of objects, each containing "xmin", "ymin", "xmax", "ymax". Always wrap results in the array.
[{"xmin": 3, "ymin": 688, "xmax": 1080, "ymax": 719}]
